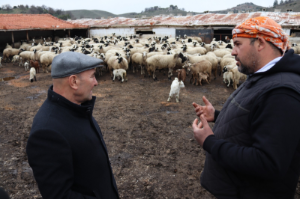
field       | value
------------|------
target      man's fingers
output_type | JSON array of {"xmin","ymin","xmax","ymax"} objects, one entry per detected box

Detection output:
[
  {"xmin": 192, "ymin": 118, "xmax": 199, "ymax": 130},
  {"xmin": 192, "ymin": 102, "xmax": 199, "ymax": 108},
  {"xmin": 202, "ymin": 96, "xmax": 211, "ymax": 106},
  {"xmin": 198, "ymin": 121, "xmax": 203, "ymax": 128},
  {"xmin": 196, "ymin": 111, "xmax": 203, "ymax": 117},
  {"xmin": 200, "ymin": 114, "xmax": 209, "ymax": 127}
]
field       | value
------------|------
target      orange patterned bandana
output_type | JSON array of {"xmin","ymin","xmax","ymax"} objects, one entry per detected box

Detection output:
[{"xmin": 232, "ymin": 16, "xmax": 289, "ymax": 53}]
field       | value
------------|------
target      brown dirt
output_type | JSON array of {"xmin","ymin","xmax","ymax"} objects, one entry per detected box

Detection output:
[{"xmin": 0, "ymin": 63, "xmax": 299, "ymax": 199}]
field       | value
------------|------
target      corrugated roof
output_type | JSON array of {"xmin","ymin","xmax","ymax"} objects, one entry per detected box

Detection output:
[
  {"xmin": 0, "ymin": 14, "xmax": 88, "ymax": 31},
  {"xmin": 69, "ymin": 12, "xmax": 300, "ymax": 28}
]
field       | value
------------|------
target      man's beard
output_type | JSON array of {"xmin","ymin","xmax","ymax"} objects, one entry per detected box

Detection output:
[{"xmin": 236, "ymin": 53, "xmax": 257, "ymax": 75}]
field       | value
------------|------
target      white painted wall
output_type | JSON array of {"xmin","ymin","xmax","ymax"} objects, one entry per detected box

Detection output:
[
  {"xmin": 90, "ymin": 28, "xmax": 135, "ymax": 37},
  {"xmin": 283, "ymin": 28, "xmax": 291, "ymax": 36},
  {"xmin": 152, "ymin": 28, "xmax": 176, "ymax": 38}
]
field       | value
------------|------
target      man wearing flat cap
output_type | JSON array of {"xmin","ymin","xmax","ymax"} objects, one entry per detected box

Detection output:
[
  {"xmin": 192, "ymin": 17, "xmax": 300, "ymax": 198},
  {"xmin": 26, "ymin": 52, "xmax": 119, "ymax": 199}
]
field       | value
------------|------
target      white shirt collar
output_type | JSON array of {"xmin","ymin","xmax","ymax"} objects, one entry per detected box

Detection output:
[{"xmin": 255, "ymin": 56, "xmax": 282, "ymax": 74}]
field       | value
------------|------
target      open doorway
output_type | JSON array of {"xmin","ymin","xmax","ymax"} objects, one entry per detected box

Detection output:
[
  {"xmin": 136, "ymin": 30, "xmax": 155, "ymax": 34},
  {"xmin": 213, "ymin": 29, "xmax": 233, "ymax": 42}
]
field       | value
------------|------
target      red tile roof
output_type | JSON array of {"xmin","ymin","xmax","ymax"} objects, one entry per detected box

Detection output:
[
  {"xmin": 0, "ymin": 14, "xmax": 88, "ymax": 31},
  {"xmin": 70, "ymin": 12, "xmax": 300, "ymax": 28}
]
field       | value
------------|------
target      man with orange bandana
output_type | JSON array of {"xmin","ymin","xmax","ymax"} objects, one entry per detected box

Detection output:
[{"xmin": 192, "ymin": 16, "xmax": 300, "ymax": 198}]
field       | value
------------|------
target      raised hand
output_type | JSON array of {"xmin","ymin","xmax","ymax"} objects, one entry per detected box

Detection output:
[
  {"xmin": 192, "ymin": 115, "xmax": 214, "ymax": 147},
  {"xmin": 192, "ymin": 96, "xmax": 215, "ymax": 122}
]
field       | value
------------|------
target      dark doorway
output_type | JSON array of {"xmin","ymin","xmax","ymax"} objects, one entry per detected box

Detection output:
[
  {"xmin": 213, "ymin": 29, "xmax": 233, "ymax": 42},
  {"xmin": 136, "ymin": 30, "xmax": 154, "ymax": 34},
  {"xmin": 176, "ymin": 29, "xmax": 213, "ymax": 43},
  {"xmin": 290, "ymin": 29, "xmax": 300, "ymax": 37}
]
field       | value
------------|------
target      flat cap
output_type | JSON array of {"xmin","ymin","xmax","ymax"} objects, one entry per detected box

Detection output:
[{"xmin": 51, "ymin": 52, "xmax": 103, "ymax": 78}]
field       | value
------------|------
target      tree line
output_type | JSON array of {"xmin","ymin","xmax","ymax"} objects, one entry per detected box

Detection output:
[
  {"xmin": 142, "ymin": 5, "xmax": 186, "ymax": 13},
  {"xmin": 273, "ymin": 0, "xmax": 294, "ymax": 7},
  {"xmin": 0, "ymin": 4, "xmax": 74, "ymax": 20}
]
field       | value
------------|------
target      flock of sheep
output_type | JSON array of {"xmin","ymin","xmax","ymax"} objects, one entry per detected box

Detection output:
[{"xmin": 1, "ymin": 33, "xmax": 249, "ymax": 92}]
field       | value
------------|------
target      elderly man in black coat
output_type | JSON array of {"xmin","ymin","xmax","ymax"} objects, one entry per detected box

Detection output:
[{"xmin": 26, "ymin": 52, "xmax": 119, "ymax": 199}]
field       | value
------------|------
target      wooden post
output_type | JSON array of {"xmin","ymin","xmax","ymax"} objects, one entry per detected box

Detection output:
[
  {"xmin": 26, "ymin": 31, "xmax": 29, "ymax": 42},
  {"xmin": 52, "ymin": 30, "xmax": 55, "ymax": 42},
  {"xmin": 11, "ymin": 32, "xmax": 15, "ymax": 48},
  {"xmin": 68, "ymin": 29, "xmax": 71, "ymax": 37}
]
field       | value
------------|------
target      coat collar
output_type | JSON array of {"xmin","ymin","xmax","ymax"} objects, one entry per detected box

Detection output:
[{"xmin": 47, "ymin": 85, "xmax": 96, "ymax": 116}]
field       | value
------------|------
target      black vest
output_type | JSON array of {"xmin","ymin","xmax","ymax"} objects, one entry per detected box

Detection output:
[{"xmin": 201, "ymin": 71, "xmax": 300, "ymax": 199}]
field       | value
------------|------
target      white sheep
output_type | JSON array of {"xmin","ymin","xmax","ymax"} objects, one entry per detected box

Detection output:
[
  {"xmin": 213, "ymin": 49, "xmax": 231, "ymax": 58},
  {"xmin": 220, "ymin": 57, "xmax": 236, "ymax": 72},
  {"xmin": 181, "ymin": 45, "xmax": 206, "ymax": 55},
  {"xmin": 0, "ymin": 57, "xmax": 2, "ymax": 67},
  {"xmin": 19, "ymin": 51, "xmax": 35, "ymax": 65},
  {"xmin": 131, "ymin": 52, "xmax": 147, "ymax": 74},
  {"xmin": 29, "ymin": 67, "xmax": 37, "ymax": 82},
  {"xmin": 11, "ymin": 55, "xmax": 20, "ymax": 65},
  {"xmin": 146, "ymin": 53, "xmax": 179, "ymax": 80},
  {"xmin": 113, "ymin": 69, "xmax": 127, "ymax": 83},
  {"xmin": 24, "ymin": 61, "xmax": 30, "ymax": 71},
  {"xmin": 107, "ymin": 56, "xmax": 128, "ymax": 78},
  {"xmin": 198, "ymin": 72, "xmax": 210, "ymax": 86},
  {"xmin": 3, "ymin": 48, "xmax": 24, "ymax": 62},
  {"xmin": 40, "ymin": 52, "xmax": 58, "ymax": 73},
  {"xmin": 223, "ymin": 65, "xmax": 247, "ymax": 90},
  {"xmin": 167, "ymin": 77, "xmax": 185, "ymax": 103},
  {"xmin": 223, "ymin": 71, "xmax": 233, "ymax": 87}
]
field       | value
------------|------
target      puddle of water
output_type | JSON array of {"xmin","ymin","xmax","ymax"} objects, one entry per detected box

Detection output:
[
  {"xmin": 166, "ymin": 111, "xmax": 179, "ymax": 114},
  {"xmin": 27, "ymin": 90, "xmax": 47, "ymax": 100},
  {"xmin": 1, "ymin": 76, "xmax": 15, "ymax": 82}
]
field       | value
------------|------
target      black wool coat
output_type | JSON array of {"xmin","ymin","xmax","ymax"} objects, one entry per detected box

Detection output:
[{"xmin": 26, "ymin": 86, "xmax": 119, "ymax": 199}]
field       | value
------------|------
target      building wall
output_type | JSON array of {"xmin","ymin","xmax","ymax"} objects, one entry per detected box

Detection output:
[
  {"xmin": 152, "ymin": 28, "xmax": 176, "ymax": 38},
  {"xmin": 283, "ymin": 28, "xmax": 291, "ymax": 36},
  {"xmin": 90, "ymin": 28, "xmax": 135, "ymax": 37}
]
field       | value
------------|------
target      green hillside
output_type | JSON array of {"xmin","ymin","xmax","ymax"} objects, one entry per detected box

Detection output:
[
  {"xmin": 69, "ymin": 10, "xmax": 116, "ymax": 19},
  {"xmin": 3, "ymin": 2, "xmax": 300, "ymax": 21},
  {"xmin": 0, "ymin": 8, "xmax": 24, "ymax": 14},
  {"xmin": 69, "ymin": 8, "xmax": 197, "ymax": 19},
  {"xmin": 0, "ymin": 5, "xmax": 72, "ymax": 19}
]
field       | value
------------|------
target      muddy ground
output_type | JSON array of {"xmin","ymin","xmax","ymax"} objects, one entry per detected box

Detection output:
[{"xmin": 0, "ymin": 63, "xmax": 299, "ymax": 199}]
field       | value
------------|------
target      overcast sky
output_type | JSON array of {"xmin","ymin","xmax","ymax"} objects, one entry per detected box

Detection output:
[{"xmin": 4, "ymin": 0, "xmax": 276, "ymax": 14}]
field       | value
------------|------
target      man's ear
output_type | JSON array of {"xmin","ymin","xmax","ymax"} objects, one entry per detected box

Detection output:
[
  {"xmin": 257, "ymin": 37, "xmax": 267, "ymax": 52},
  {"xmin": 69, "ymin": 75, "xmax": 79, "ymax": 90}
]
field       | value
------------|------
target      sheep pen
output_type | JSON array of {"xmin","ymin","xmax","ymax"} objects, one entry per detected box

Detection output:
[{"xmin": 1, "ymin": 63, "xmax": 300, "ymax": 199}]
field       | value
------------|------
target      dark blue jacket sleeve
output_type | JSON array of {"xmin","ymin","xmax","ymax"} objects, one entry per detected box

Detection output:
[
  {"xmin": 214, "ymin": 110, "xmax": 220, "ymax": 122},
  {"xmin": 203, "ymin": 88, "xmax": 300, "ymax": 179},
  {"xmin": 26, "ymin": 129, "xmax": 97, "ymax": 199}
]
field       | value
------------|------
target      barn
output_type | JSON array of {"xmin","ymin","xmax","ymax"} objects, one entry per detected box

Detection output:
[
  {"xmin": 70, "ymin": 12, "xmax": 300, "ymax": 43},
  {"xmin": 0, "ymin": 14, "xmax": 88, "ymax": 51}
]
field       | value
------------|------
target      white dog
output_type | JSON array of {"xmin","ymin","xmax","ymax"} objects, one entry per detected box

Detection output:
[{"xmin": 167, "ymin": 77, "xmax": 185, "ymax": 103}]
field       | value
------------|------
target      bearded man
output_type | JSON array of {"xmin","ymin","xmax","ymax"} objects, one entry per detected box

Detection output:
[{"xmin": 192, "ymin": 16, "xmax": 300, "ymax": 198}]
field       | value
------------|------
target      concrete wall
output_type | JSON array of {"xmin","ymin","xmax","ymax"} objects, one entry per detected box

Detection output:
[
  {"xmin": 283, "ymin": 28, "xmax": 291, "ymax": 36},
  {"xmin": 90, "ymin": 28, "xmax": 135, "ymax": 37},
  {"xmin": 152, "ymin": 27, "xmax": 176, "ymax": 38},
  {"xmin": 289, "ymin": 37, "xmax": 300, "ymax": 44}
]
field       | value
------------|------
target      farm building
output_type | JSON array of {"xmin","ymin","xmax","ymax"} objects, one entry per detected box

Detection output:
[
  {"xmin": 0, "ymin": 14, "xmax": 88, "ymax": 51},
  {"xmin": 70, "ymin": 12, "xmax": 300, "ymax": 43}
]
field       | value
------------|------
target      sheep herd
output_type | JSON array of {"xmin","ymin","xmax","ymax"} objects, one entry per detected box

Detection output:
[{"xmin": 1, "ymin": 33, "xmax": 249, "ymax": 91}]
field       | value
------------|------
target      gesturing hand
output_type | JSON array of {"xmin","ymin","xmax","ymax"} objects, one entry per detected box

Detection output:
[
  {"xmin": 192, "ymin": 115, "xmax": 214, "ymax": 147},
  {"xmin": 192, "ymin": 96, "xmax": 215, "ymax": 122}
]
